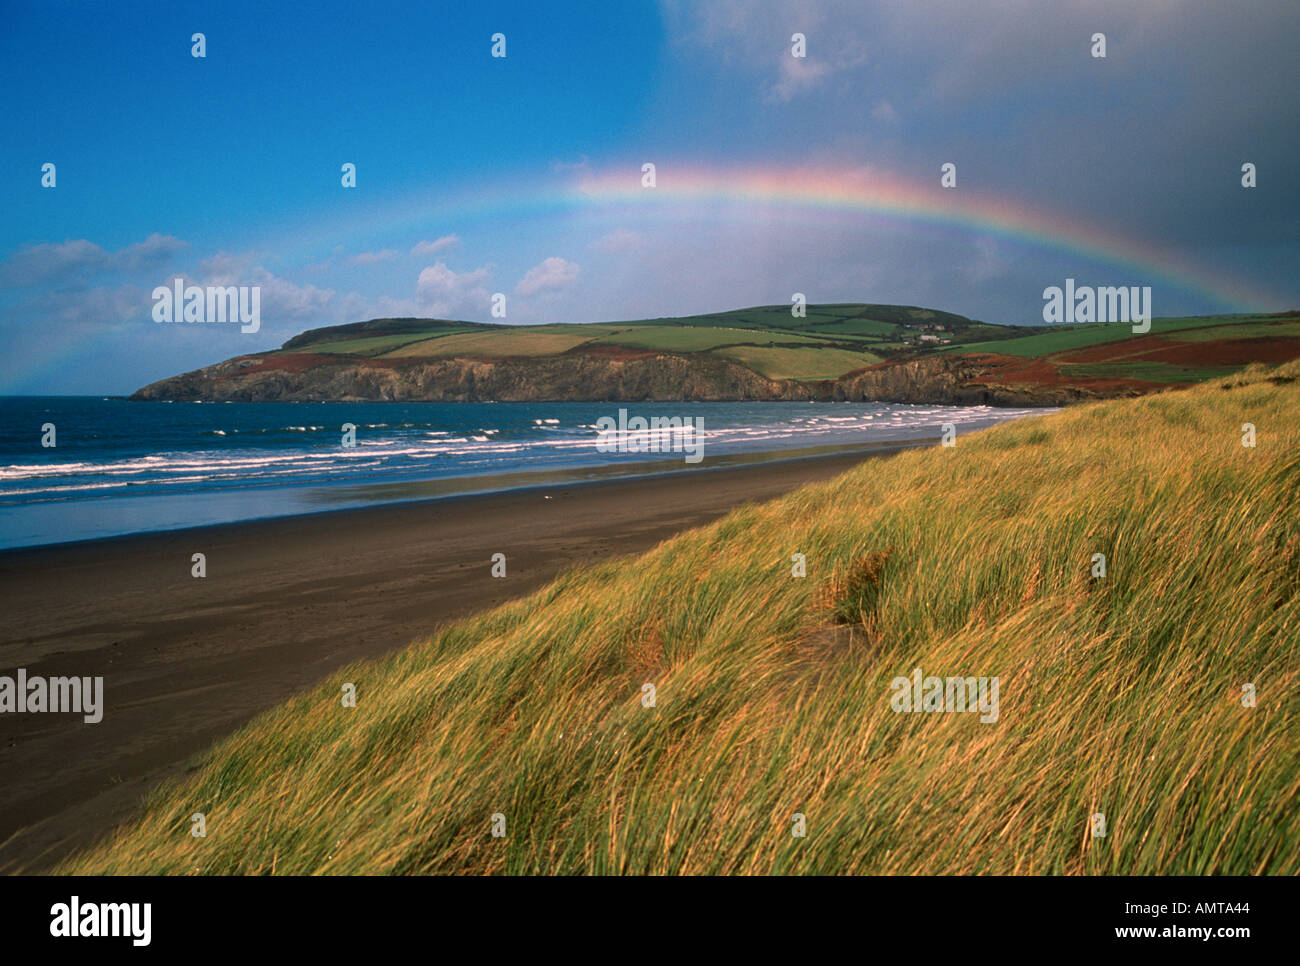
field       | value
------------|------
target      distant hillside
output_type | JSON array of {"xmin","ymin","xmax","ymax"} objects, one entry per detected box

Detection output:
[{"xmin": 131, "ymin": 304, "xmax": 1300, "ymax": 406}]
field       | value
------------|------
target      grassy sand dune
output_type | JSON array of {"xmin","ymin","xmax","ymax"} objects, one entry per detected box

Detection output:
[{"xmin": 64, "ymin": 361, "xmax": 1300, "ymax": 874}]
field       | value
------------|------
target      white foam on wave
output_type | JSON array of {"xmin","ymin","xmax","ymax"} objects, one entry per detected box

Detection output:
[{"xmin": 1, "ymin": 403, "xmax": 1051, "ymax": 504}]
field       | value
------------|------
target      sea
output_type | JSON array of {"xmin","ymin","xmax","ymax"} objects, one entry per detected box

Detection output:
[{"xmin": 0, "ymin": 397, "xmax": 1046, "ymax": 549}]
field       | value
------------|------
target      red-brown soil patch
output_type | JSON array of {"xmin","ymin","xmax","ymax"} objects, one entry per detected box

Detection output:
[
  {"xmin": 956, "ymin": 352, "xmax": 1169, "ymax": 394},
  {"xmin": 1053, "ymin": 335, "xmax": 1177, "ymax": 365},
  {"xmin": 1052, "ymin": 333, "xmax": 1300, "ymax": 368},
  {"xmin": 238, "ymin": 352, "xmax": 348, "ymax": 374},
  {"xmin": 1130, "ymin": 337, "xmax": 1300, "ymax": 367}
]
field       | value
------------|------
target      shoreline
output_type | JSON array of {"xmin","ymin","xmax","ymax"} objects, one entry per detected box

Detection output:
[
  {"xmin": 0, "ymin": 437, "xmax": 934, "ymax": 554},
  {"xmin": 0, "ymin": 444, "xmax": 909, "ymax": 873}
]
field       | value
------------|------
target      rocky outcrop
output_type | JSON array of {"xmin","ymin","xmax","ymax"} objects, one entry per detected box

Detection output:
[
  {"xmin": 829, "ymin": 355, "xmax": 1114, "ymax": 406},
  {"xmin": 130, "ymin": 348, "xmax": 1092, "ymax": 407},
  {"xmin": 132, "ymin": 351, "xmax": 819, "ymax": 403}
]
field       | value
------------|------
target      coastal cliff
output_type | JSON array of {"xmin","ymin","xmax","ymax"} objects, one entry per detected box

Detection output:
[
  {"xmin": 131, "ymin": 349, "xmax": 1103, "ymax": 406},
  {"xmin": 132, "ymin": 306, "xmax": 1297, "ymax": 406}
]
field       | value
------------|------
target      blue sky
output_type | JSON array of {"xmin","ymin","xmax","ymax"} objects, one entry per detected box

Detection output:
[{"xmin": 2, "ymin": 0, "xmax": 1297, "ymax": 394}]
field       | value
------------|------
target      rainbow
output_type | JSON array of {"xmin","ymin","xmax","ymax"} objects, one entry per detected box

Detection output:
[
  {"xmin": 566, "ymin": 163, "xmax": 1275, "ymax": 312},
  {"xmin": 301, "ymin": 161, "xmax": 1280, "ymax": 314}
]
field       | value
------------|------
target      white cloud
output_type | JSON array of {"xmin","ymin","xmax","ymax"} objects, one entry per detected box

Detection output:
[
  {"xmin": 187, "ymin": 257, "xmax": 339, "ymax": 324},
  {"xmin": 0, "ymin": 233, "xmax": 187, "ymax": 287},
  {"xmin": 245, "ymin": 267, "xmax": 337, "ymax": 321},
  {"xmin": 417, "ymin": 261, "xmax": 490, "ymax": 297},
  {"xmin": 116, "ymin": 234, "xmax": 190, "ymax": 271},
  {"xmin": 198, "ymin": 251, "xmax": 259, "ymax": 284},
  {"xmin": 410, "ymin": 235, "xmax": 460, "ymax": 257},
  {"xmin": 414, "ymin": 261, "xmax": 494, "ymax": 317},
  {"xmin": 515, "ymin": 257, "xmax": 580, "ymax": 297}
]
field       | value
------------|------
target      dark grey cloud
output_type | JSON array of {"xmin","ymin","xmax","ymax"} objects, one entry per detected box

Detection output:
[{"xmin": 659, "ymin": 0, "xmax": 1299, "ymax": 250}]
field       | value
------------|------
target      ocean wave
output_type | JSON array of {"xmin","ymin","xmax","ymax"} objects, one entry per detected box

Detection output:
[{"xmin": 0, "ymin": 403, "xmax": 1049, "ymax": 505}]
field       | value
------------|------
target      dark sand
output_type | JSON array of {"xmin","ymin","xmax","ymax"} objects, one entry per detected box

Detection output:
[{"xmin": 0, "ymin": 447, "xmax": 904, "ymax": 873}]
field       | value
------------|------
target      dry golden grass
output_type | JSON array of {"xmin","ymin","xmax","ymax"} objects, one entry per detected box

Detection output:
[{"xmin": 59, "ymin": 361, "xmax": 1300, "ymax": 874}]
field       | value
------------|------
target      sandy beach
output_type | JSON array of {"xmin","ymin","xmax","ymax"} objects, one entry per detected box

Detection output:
[{"xmin": 0, "ymin": 447, "xmax": 906, "ymax": 872}]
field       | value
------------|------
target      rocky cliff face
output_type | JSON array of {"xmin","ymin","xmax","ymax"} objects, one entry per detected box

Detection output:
[
  {"xmin": 831, "ymin": 356, "xmax": 1107, "ymax": 407},
  {"xmin": 131, "ymin": 351, "xmax": 817, "ymax": 402},
  {"xmin": 130, "ymin": 350, "xmax": 1092, "ymax": 406}
]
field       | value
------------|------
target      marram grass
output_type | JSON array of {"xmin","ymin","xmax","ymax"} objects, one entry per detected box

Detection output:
[{"xmin": 60, "ymin": 361, "xmax": 1300, "ymax": 874}]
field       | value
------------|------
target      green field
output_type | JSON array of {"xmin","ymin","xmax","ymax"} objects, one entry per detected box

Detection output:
[
  {"xmin": 791, "ymin": 317, "xmax": 901, "ymax": 338},
  {"xmin": 715, "ymin": 344, "xmax": 883, "ymax": 380},
  {"xmin": 593, "ymin": 325, "xmax": 830, "ymax": 352},
  {"xmin": 66, "ymin": 359, "xmax": 1300, "ymax": 874},
  {"xmin": 282, "ymin": 317, "xmax": 488, "ymax": 350},
  {"xmin": 270, "ymin": 303, "xmax": 977, "ymax": 375},
  {"xmin": 283, "ymin": 332, "xmax": 454, "ymax": 357},
  {"xmin": 1165, "ymin": 319, "xmax": 1300, "ymax": 342}
]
